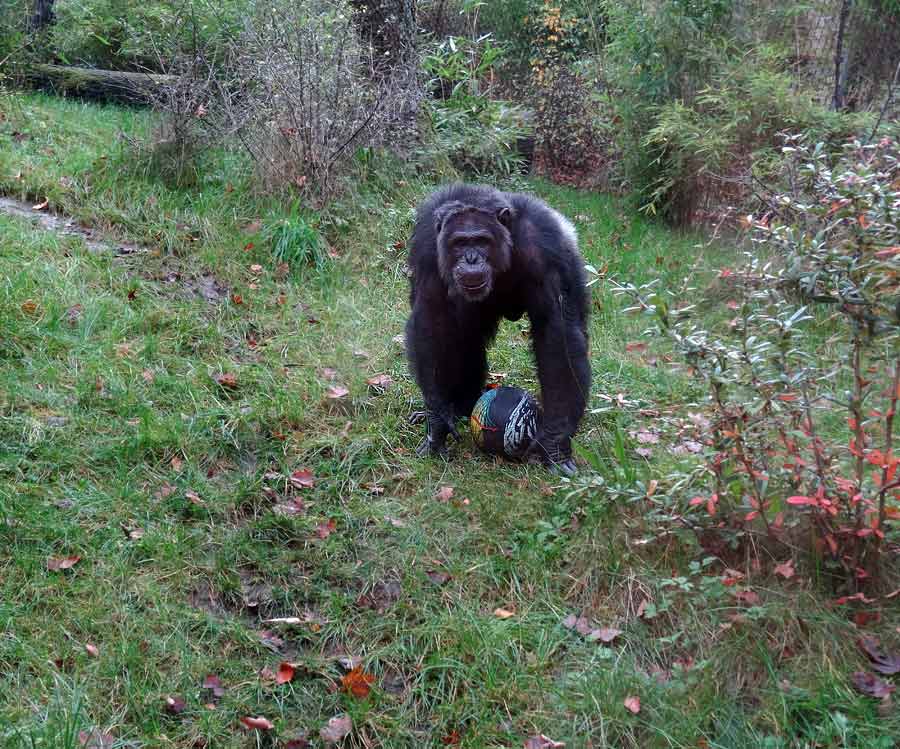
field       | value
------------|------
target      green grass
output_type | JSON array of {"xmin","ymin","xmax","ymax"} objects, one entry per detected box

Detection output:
[{"xmin": 0, "ymin": 92, "xmax": 897, "ymax": 749}]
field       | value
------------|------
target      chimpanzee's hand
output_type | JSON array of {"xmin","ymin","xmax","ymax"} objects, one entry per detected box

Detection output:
[
  {"xmin": 528, "ymin": 431, "xmax": 577, "ymax": 476},
  {"xmin": 415, "ymin": 411, "xmax": 460, "ymax": 459}
]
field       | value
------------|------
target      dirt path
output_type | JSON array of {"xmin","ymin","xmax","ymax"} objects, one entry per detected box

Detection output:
[{"xmin": 0, "ymin": 195, "xmax": 147, "ymax": 255}]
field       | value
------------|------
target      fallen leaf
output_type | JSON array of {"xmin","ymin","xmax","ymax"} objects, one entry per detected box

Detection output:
[
  {"xmin": 258, "ymin": 630, "xmax": 285, "ymax": 651},
  {"xmin": 202, "ymin": 674, "xmax": 225, "ymax": 697},
  {"xmin": 624, "ymin": 695, "xmax": 641, "ymax": 714},
  {"xmin": 32, "ymin": 198, "xmax": 48, "ymax": 211},
  {"xmin": 20, "ymin": 299, "xmax": 39, "ymax": 315},
  {"xmin": 854, "ymin": 611, "xmax": 881, "ymax": 628},
  {"xmin": 185, "ymin": 490, "xmax": 203, "ymax": 505},
  {"xmin": 240, "ymin": 716, "xmax": 274, "ymax": 730},
  {"xmin": 259, "ymin": 666, "xmax": 276, "ymax": 683},
  {"xmin": 250, "ymin": 264, "xmax": 263, "ymax": 273},
  {"xmin": 170, "ymin": 455, "xmax": 183, "ymax": 472},
  {"xmin": 142, "ymin": 369, "xmax": 155, "ymax": 384},
  {"xmin": 274, "ymin": 499, "xmax": 305, "ymax": 516},
  {"xmin": 858, "ymin": 637, "xmax": 900, "ymax": 675},
  {"xmin": 284, "ymin": 735, "xmax": 311, "ymax": 749},
  {"xmin": 426, "ymin": 569, "xmax": 451, "ymax": 586},
  {"xmin": 320, "ymin": 714, "xmax": 352, "ymax": 743},
  {"xmin": 625, "ymin": 341, "xmax": 647, "ymax": 353},
  {"xmin": 326, "ymin": 385, "xmax": 349, "ymax": 399},
  {"xmin": 78, "ymin": 730, "xmax": 115, "ymax": 749},
  {"xmin": 276, "ymin": 662, "xmax": 295, "ymax": 684},
  {"xmin": 316, "ymin": 519, "xmax": 337, "ymax": 539},
  {"xmin": 164, "ymin": 695, "xmax": 187, "ymax": 715},
  {"xmin": 47, "ymin": 555, "xmax": 81, "ymax": 571},
  {"xmin": 84, "ymin": 643, "xmax": 99, "ymax": 657},
  {"xmin": 635, "ymin": 430, "xmax": 660, "ymax": 445},
  {"xmin": 435, "ymin": 486, "xmax": 454, "ymax": 502},
  {"xmin": 733, "ymin": 589, "xmax": 761, "ymax": 606},
  {"xmin": 341, "ymin": 666, "xmax": 375, "ymax": 698},
  {"xmin": 442, "ymin": 729, "xmax": 462, "ymax": 745},
  {"xmin": 493, "ymin": 607, "xmax": 515, "ymax": 619},
  {"xmin": 587, "ymin": 627, "xmax": 622, "ymax": 643},
  {"xmin": 366, "ymin": 374, "xmax": 393, "ymax": 390},
  {"xmin": 66, "ymin": 305, "xmax": 83, "ymax": 324},
  {"xmin": 213, "ymin": 372, "xmax": 238, "ymax": 389},
  {"xmin": 773, "ymin": 559, "xmax": 795, "ymax": 579},
  {"xmin": 289, "ymin": 469, "xmax": 315, "ymax": 489},
  {"xmin": 851, "ymin": 671, "xmax": 895, "ymax": 698},
  {"xmin": 524, "ymin": 735, "xmax": 565, "ymax": 749}
]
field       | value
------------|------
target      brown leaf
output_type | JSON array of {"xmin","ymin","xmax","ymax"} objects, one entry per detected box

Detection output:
[
  {"xmin": 259, "ymin": 666, "xmax": 276, "ymax": 683},
  {"xmin": 635, "ymin": 430, "xmax": 660, "ymax": 445},
  {"xmin": 185, "ymin": 490, "xmax": 203, "ymax": 505},
  {"xmin": 78, "ymin": 730, "xmax": 115, "ymax": 749},
  {"xmin": 32, "ymin": 198, "xmax": 48, "ymax": 211},
  {"xmin": 733, "ymin": 589, "xmax": 761, "ymax": 606},
  {"xmin": 84, "ymin": 643, "xmax": 99, "ymax": 657},
  {"xmin": 240, "ymin": 716, "xmax": 274, "ymax": 730},
  {"xmin": 273, "ymin": 499, "xmax": 305, "ymax": 516},
  {"xmin": 426, "ymin": 569, "xmax": 452, "ymax": 586},
  {"xmin": 851, "ymin": 671, "xmax": 895, "ymax": 698},
  {"xmin": 858, "ymin": 637, "xmax": 900, "ymax": 675},
  {"xmin": 587, "ymin": 627, "xmax": 622, "ymax": 644},
  {"xmin": 625, "ymin": 341, "xmax": 647, "ymax": 353},
  {"xmin": 316, "ymin": 519, "xmax": 337, "ymax": 539},
  {"xmin": 213, "ymin": 372, "xmax": 238, "ymax": 389},
  {"xmin": 289, "ymin": 469, "xmax": 315, "ymax": 489},
  {"xmin": 142, "ymin": 369, "xmax": 155, "ymax": 384},
  {"xmin": 276, "ymin": 661, "xmax": 295, "ymax": 684},
  {"xmin": 341, "ymin": 666, "xmax": 375, "ymax": 698},
  {"xmin": 442, "ymin": 729, "xmax": 462, "ymax": 745},
  {"xmin": 366, "ymin": 374, "xmax": 393, "ymax": 391},
  {"xmin": 20, "ymin": 299, "xmax": 39, "ymax": 315},
  {"xmin": 320, "ymin": 713, "xmax": 353, "ymax": 743},
  {"xmin": 66, "ymin": 304, "xmax": 83, "ymax": 325},
  {"xmin": 773, "ymin": 559, "xmax": 795, "ymax": 579},
  {"xmin": 493, "ymin": 607, "xmax": 515, "ymax": 619},
  {"xmin": 284, "ymin": 736, "xmax": 311, "ymax": 749},
  {"xmin": 624, "ymin": 695, "xmax": 641, "ymax": 714},
  {"xmin": 47, "ymin": 555, "xmax": 81, "ymax": 571},
  {"xmin": 435, "ymin": 486, "xmax": 455, "ymax": 502},
  {"xmin": 524, "ymin": 735, "xmax": 565, "ymax": 748},
  {"xmin": 326, "ymin": 385, "xmax": 349, "ymax": 399},
  {"xmin": 170, "ymin": 455, "xmax": 183, "ymax": 472},
  {"xmin": 164, "ymin": 695, "xmax": 187, "ymax": 715}
]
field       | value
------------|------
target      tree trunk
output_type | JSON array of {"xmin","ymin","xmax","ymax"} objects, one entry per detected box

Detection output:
[
  {"xmin": 832, "ymin": 0, "xmax": 852, "ymax": 110},
  {"xmin": 29, "ymin": 64, "xmax": 178, "ymax": 104},
  {"xmin": 28, "ymin": 0, "xmax": 55, "ymax": 31}
]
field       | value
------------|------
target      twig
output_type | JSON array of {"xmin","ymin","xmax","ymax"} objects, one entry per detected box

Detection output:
[{"xmin": 868, "ymin": 60, "xmax": 900, "ymax": 144}]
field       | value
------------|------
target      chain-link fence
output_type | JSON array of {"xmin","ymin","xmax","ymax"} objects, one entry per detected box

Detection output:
[{"xmin": 786, "ymin": 0, "xmax": 899, "ymax": 114}]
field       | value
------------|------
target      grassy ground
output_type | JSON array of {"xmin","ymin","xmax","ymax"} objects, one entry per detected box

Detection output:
[{"xmin": 0, "ymin": 92, "xmax": 897, "ymax": 749}]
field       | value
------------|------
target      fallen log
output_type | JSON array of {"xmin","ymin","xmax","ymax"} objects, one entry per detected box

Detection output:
[{"xmin": 28, "ymin": 64, "xmax": 177, "ymax": 104}]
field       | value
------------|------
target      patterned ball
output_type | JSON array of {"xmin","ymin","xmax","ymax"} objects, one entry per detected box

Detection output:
[{"xmin": 470, "ymin": 386, "xmax": 541, "ymax": 459}]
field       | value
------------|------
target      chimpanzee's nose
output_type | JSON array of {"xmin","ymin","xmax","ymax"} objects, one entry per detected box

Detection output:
[{"xmin": 465, "ymin": 249, "xmax": 480, "ymax": 265}]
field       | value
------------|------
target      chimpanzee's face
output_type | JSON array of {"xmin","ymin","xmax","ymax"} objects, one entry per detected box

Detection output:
[{"xmin": 436, "ymin": 205, "xmax": 512, "ymax": 303}]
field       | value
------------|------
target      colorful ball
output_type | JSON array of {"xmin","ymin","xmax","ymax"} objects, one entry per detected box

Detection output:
[{"xmin": 470, "ymin": 386, "xmax": 541, "ymax": 459}]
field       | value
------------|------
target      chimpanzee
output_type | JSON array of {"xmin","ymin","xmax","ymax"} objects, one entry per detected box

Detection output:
[{"xmin": 405, "ymin": 184, "xmax": 591, "ymax": 475}]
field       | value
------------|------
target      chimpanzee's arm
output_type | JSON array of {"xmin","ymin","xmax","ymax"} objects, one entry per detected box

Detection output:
[
  {"xmin": 527, "ymin": 275, "xmax": 591, "ymax": 474},
  {"xmin": 405, "ymin": 276, "xmax": 462, "ymax": 458}
]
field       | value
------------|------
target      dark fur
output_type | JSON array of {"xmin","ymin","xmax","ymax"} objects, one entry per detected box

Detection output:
[{"xmin": 405, "ymin": 184, "xmax": 591, "ymax": 471}]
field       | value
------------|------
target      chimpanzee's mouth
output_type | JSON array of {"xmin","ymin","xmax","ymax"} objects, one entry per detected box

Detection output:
[{"xmin": 462, "ymin": 280, "xmax": 488, "ymax": 291}]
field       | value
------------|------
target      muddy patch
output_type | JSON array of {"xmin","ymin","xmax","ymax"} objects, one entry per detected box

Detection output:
[{"xmin": 0, "ymin": 195, "xmax": 148, "ymax": 255}]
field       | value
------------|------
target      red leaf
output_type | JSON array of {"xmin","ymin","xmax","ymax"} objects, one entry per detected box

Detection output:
[
  {"xmin": 773, "ymin": 560, "xmax": 795, "ymax": 579},
  {"xmin": 587, "ymin": 627, "xmax": 622, "ymax": 644},
  {"xmin": 733, "ymin": 589, "xmax": 761, "ymax": 606},
  {"xmin": 858, "ymin": 637, "xmax": 900, "ymax": 675},
  {"xmin": 316, "ymin": 519, "xmax": 337, "ymax": 539},
  {"xmin": 276, "ymin": 662, "xmax": 295, "ymax": 684},
  {"xmin": 442, "ymin": 729, "xmax": 461, "ymax": 745},
  {"xmin": 289, "ymin": 469, "xmax": 315, "ymax": 489},
  {"xmin": 84, "ymin": 643, "xmax": 99, "ymax": 657},
  {"xmin": 624, "ymin": 695, "xmax": 641, "ymax": 714},
  {"xmin": 47, "ymin": 555, "xmax": 81, "ymax": 571},
  {"xmin": 240, "ymin": 716, "xmax": 274, "ymax": 730},
  {"xmin": 786, "ymin": 495, "xmax": 817, "ymax": 506},
  {"xmin": 326, "ymin": 385, "xmax": 349, "ymax": 399},
  {"xmin": 435, "ymin": 486, "xmax": 455, "ymax": 502},
  {"xmin": 213, "ymin": 372, "xmax": 238, "ymax": 389},
  {"xmin": 202, "ymin": 674, "xmax": 225, "ymax": 697},
  {"xmin": 341, "ymin": 666, "xmax": 375, "ymax": 698}
]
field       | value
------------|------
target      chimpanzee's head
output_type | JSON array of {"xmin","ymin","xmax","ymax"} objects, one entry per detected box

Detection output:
[{"xmin": 434, "ymin": 199, "xmax": 514, "ymax": 302}]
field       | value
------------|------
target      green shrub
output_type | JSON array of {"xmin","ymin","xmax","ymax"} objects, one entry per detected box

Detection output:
[
  {"xmin": 44, "ymin": 0, "xmax": 247, "ymax": 71},
  {"xmin": 602, "ymin": 0, "xmax": 869, "ymax": 226},
  {"xmin": 263, "ymin": 203, "xmax": 330, "ymax": 274}
]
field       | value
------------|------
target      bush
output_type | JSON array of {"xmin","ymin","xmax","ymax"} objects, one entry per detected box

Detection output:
[
  {"xmin": 612, "ymin": 136, "xmax": 900, "ymax": 588},
  {"xmin": 601, "ymin": 0, "xmax": 869, "ymax": 226},
  {"xmin": 422, "ymin": 34, "xmax": 528, "ymax": 177},
  {"xmin": 44, "ymin": 0, "xmax": 247, "ymax": 71}
]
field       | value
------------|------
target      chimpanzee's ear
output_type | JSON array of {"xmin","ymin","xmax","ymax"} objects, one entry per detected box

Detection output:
[{"xmin": 496, "ymin": 205, "xmax": 513, "ymax": 230}]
